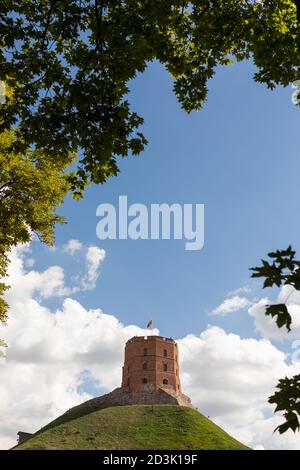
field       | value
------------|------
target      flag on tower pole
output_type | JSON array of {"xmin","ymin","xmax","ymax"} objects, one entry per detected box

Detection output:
[{"xmin": 146, "ymin": 319, "xmax": 153, "ymax": 329}]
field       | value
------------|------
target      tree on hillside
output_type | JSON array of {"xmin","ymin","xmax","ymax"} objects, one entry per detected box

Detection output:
[{"xmin": 251, "ymin": 247, "xmax": 300, "ymax": 434}]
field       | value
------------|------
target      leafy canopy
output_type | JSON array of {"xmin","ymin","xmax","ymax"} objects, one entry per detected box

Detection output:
[{"xmin": 0, "ymin": 1, "xmax": 300, "ymax": 196}]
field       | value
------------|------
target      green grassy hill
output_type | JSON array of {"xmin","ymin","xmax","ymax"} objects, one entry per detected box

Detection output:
[{"xmin": 14, "ymin": 405, "xmax": 249, "ymax": 450}]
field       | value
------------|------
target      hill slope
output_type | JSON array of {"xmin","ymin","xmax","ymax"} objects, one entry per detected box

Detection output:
[{"xmin": 14, "ymin": 405, "xmax": 249, "ymax": 450}]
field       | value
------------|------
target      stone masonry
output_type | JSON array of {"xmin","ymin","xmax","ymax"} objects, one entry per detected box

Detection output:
[{"xmin": 66, "ymin": 386, "xmax": 193, "ymax": 418}]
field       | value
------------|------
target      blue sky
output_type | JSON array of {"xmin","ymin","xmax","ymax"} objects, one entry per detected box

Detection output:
[{"xmin": 32, "ymin": 58, "xmax": 300, "ymax": 340}]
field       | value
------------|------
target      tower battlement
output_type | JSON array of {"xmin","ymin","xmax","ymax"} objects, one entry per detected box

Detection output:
[{"xmin": 121, "ymin": 335, "xmax": 181, "ymax": 393}]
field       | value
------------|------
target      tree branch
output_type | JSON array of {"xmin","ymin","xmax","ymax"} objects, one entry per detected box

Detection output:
[{"xmin": 41, "ymin": 0, "xmax": 60, "ymax": 53}]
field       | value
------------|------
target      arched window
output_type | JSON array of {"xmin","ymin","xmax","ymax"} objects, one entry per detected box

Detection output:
[
  {"xmin": 143, "ymin": 348, "xmax": 148, "ymax": 356},
  {"xmin": 163, "ymin": 349, "xmax": 167, "ymax": 357},
  {"xmin": 163, "ymin": 363, "xmax": 168, "ymax": 372},
  {"xmin": 163, "ymin": 379, "xmax": 168, "ymax": 385},
  {"xmin": 143, "ymin": 362, "xmax": 147, "ymax": 370},
  {"xmin": 142, "ymin": 378, "xmax": 148, "ymax": 384}
]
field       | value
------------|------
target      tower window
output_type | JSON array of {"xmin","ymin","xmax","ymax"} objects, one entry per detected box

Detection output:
[
  {"xmin": 163, "ymin": 349, "xmax": 167, "ymax": 357},
  {"xmin": 163, "ymin": 379, "xmax": 168, "ymax": 385},
  {"xmin": 163, "ymin": 363, "xmax": 168, "ymax": 372},
  {"xmin": 143, "ymin": 362, "xmax": 147, "ymax": 370},
  {"xmin": 143, "ymin": 348, "xmax": 148, "ymax": 356},
  {"xmin": 142, "ymin": 378, "xmax": 148, "ymax": 384}
]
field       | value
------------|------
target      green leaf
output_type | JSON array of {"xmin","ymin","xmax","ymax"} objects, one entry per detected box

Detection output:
[
  {"xmin": 265, "ymin": 304, "xmax": 292, "ymax": 332},
  {"xmin": 269, "ymin": 375, "xmax": 300, "ymax": 434},
  {"xmin": 275, "ymin": 412, "xmax": 299, "ymax": 434}
]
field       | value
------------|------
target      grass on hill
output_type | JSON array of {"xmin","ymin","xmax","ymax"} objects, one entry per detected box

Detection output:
[{"xmin": 14, "ymin": 405, "xmax": 249, "ymax": 450}]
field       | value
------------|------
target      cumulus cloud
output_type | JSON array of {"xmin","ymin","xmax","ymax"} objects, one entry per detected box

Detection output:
[
  {"xmin": 63, "ymin": 239, "xmax": 83, "ymax": 255},
  {"xmin": 3, "ymin": 245, "xmax": 72, "ymax": 301},
  {"xmin": 228, "ymin": 286, "xmax": 252, "ymax": 296},
  {"xmin": 211, "ymin": 296, "xmax": 252, "ymax": 316},
  {"xmin": 0, "ymin": 247, "xmax": 300, "ymax": 450},
  {"xmin": 3, "ymin": 242, "xmax": 106, "ymax": 303},
  {"xmin": 212, "ymin": 284, "xmax": 300, "ymax": 341},
  {"xmin": 178, "ymin": 327, "xmax": 300, "ymax": 450},
  {"xmin": 79, "ymin": 246, "xmax": 106, "ymax": 290},
  {"xmin": 248, "ymin": 286, "xmax": 300, "ymax": 341}
]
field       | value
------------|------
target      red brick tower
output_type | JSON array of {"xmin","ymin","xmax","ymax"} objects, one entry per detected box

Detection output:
[{"xmin": 121, "ymin": 335, "xmax": 181, "ymax": 393}]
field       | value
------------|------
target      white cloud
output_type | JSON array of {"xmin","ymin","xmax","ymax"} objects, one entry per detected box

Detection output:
[
  {"xmin": 277, "ymin": 285, "xmax": 300, "ymax": 305},
  {"xmin": 24, "ymin": 258, "xmax": 35, "ymax": 268},
  {"xmin": 0, "ymin": 247, "xmax": 300, "ymax": 451},
  {"xmin": 211, "ymin": 284, "xmax": 300, "ymax": 340},
  {"xmin": 3, "ymin": 242, "xmax": 106, "ymax": 302},
  {"xmin": 4, "ymin": 245, "xmax": 72, "ymax": 301},
  {"xmin": 63, "ymin": 239, "xmax": 83, "ymax": 255},
  {"xmin": 178, "ymin": 327, "xmax": 300, "ymax": 450},
  {"xmin": 79, "ymin": 246, "xmax": 106, "ymax": 290},
  {"xmin": 211, "ymin": 296, "xmax": 252, "ymax": 316},
  {"xmin": 248, "ymin": 289, "xmax": 300, "ymax": 340},
  {"xmin": 228, "ymin": 286, "xmax": 252, "ymax": 296}
]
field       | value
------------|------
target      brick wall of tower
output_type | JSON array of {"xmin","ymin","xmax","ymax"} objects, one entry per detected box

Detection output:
[{"xmin": 121, "ymin": 336, "xmax": 181, "ymax": 393}]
